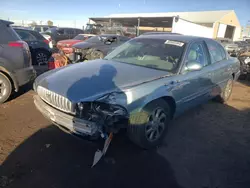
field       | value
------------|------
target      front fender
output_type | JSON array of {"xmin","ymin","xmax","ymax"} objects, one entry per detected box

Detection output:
[{"xmin": 127, "ymin": 82, "xmax": 176, "ymax": 115}]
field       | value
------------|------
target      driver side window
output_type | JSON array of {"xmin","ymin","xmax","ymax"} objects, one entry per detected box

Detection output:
[{"xmin": 186, "ymin": 42, "xmax": 206, "ymax": 67}]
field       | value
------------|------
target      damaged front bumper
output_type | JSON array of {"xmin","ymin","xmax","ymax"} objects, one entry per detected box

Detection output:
[{"xmin": 34, "ymin": 95, "xmax": 99, "ymax": 136}]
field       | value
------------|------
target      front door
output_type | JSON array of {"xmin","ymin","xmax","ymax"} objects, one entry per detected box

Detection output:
[{"xmin": 173, "ymin": 41, "xmax": 214, "ymax": 115}]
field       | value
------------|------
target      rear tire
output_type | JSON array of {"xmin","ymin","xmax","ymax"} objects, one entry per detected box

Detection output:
[
  {"xmin": 0, "ymin": 73, "xmax": 12, "ymax": 104},
  {"xmin": 128, "ymin": 99, "xmax": 171, "ymax": 149},
  {"xmin": 34, "ymin": 50, "xmax": 50, "ymax": 66},
  {"xmin": 216, "ymin": 77, "xmax": 234, "ymax": 103}
]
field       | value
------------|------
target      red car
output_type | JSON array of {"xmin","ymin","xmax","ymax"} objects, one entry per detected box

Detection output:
[{"xmin": 57, "ymin": 34, "xmax": 95, "ymax": 54}]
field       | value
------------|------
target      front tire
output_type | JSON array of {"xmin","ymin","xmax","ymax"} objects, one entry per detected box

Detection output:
[
  {"xmin": 0, "ymin": 73, "xmax": 12, "ymax": 104},
  {"xmin": 128, "ymin": 99, "xmax": 171, "ymax": 149}
]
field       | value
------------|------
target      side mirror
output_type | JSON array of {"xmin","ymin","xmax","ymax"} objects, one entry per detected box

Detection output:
[{"xmin": 186, "ymin": 61, "xmax": 202, "ymax": 71}]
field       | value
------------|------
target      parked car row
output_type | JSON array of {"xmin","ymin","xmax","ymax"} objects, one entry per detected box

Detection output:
[
  {"xmin": 42, "ymin": 27, "xmax": 84, "ymax": 47},
  {"xmin": 14, "ymin": 27, "xmax": 52, "ymax": 65},
  {"xmin": 216, "ymin": 38, "xmax": 250, "ymax": 56},
  {"xmin": 73, "ymin": 34, "xmax": 130, "ymax": 61},
  {"xmin": 57, "ymin": 34, "xmax": 95, "ymax": 54}
]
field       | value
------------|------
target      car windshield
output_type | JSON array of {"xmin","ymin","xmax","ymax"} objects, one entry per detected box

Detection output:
[
  {"xmin": 73, "ymin": 35, "xmax": 87, "ymax": 40},
  {"xmin": 104, "ymin": 38, "xmax": 185, "ymax": 73},
  {"xmin": 85, "ymin": 35, "xmax": 108, "ymax": 43},
  {"xmin": 44, "ymin": 28, "xmax": 53, "ymax": 33}
]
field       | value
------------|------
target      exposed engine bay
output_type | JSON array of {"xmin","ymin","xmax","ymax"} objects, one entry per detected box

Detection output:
[{"xmin": 75, "ymin": 101, "xmax": 129, "ymax": 138}]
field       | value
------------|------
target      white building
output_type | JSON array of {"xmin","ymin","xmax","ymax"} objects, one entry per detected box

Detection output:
[{"xmin": 90, "ymin": 10, "xmax": 242, "ymax": 40}]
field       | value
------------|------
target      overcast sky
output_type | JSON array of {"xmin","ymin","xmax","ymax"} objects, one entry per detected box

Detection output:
[{"xmin": 0, "ymin": 0, "xmax": 249, "ymax": 28}]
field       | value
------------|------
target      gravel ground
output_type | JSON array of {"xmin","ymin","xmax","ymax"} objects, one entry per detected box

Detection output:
[{"xmin": 0, "ymin": 80, "xmax": 250, "ymax": 188}]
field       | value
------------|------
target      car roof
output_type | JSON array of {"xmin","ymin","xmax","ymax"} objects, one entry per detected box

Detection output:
[
  {"xmin": 0, "ymin": 19, "xmax": 14, "ymax": 26},
  {"xmin": 141, "ymin": 32, "xmax": 181, "ymax": 35},
  {"xmin": 58, "ymin": 27, "xmax": 82, "ymax": 30},
  {"xmin": 99, "ymin": 34, "xmax": 123, "ymax": 37},
  {"xmin": 13, "ymin": 27, "xmax": 32, "ymax": 30},
  {"xmin": 35, "ymin": 25, "xmax": 56, "ymax": 27},
  {"xmin": 79, "ymin": 34, "xmax": 96, "ymax": 36},
  {"xmin": 138, "ymin": 34, "xmax": 210, "ymax": 43},
  {"xmin": 14, "ymin": 28, "xmax": 34, "ymax": 31}
]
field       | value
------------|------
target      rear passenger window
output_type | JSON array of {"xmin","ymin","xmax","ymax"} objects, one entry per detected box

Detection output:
[
  {"xmin": 34, "ymin": 27, "xmax": 41, "ymax": 32},
  {"xmin": 75, "ymin": 29, "xmax": 83, "ymax": 34},
  {"xmin": 15, "ymin": 30, "xmax": 36, "ymax": 41},
  {"xmin": 30, "ymin": 31, "xmax": 45, "ymax": 40},
  {"xmin": 57, "ymin": 29, "xmax": 64, "ymax": 35},
  {"xmin": 43, "ymin": 27, "xmax": 48, "ymax": 32},
  {"xmin": 65, "ymin": 29, "xmax": 75, "ymax": 35},
  {"xmin": 206, "ymin": 40, "xmax": 226, "ymax": 63},
  {"xmin": 218, "ymin": 44, "xmax": 227, "ymax": 59}
]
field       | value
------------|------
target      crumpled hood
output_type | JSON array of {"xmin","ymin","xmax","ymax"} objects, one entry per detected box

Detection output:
[{"xmin": 35, "ymin": 59, "xmax": 171, "ymax": 103}]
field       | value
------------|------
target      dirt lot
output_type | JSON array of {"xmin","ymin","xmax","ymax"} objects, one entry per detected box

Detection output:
[{"xmin": 0, "ymin": 81, "xmax": 250, "ymax": 188}]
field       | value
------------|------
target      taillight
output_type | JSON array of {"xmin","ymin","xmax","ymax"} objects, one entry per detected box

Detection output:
[{"xmin": 8, "ymin": 41, "xmax": 29, "ymax": 50}]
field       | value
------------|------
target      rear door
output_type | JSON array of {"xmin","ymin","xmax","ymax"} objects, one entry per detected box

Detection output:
[{"xmin": 204, "ymin": 39, "xmax": 232, "ymax": 96}]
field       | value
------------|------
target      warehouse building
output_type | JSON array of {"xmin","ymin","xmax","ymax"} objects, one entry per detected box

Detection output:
[{"xmin": 89, "ymin": 10, "xmax": 241, "ymax": 40}]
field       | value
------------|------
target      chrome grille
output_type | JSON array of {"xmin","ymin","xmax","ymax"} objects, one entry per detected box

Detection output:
[{"xmin": 37, "ymin": 86, "xmax": 75, "ymax": 114}]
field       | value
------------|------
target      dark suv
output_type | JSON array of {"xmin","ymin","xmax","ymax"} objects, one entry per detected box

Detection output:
[
  {"xmin": 43, "ymin": 27, "xmax": 84, "ymax": 47},
  {"xmin": 14, "ymin": 28, "xmax": 52, "ymax": 65},
  {"xmin": 0, "ymin": 20, "xmax": 36, "ymax": 103}
]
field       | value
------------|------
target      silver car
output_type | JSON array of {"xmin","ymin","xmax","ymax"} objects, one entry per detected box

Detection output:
[{"xmin": 34, "ymin": 35, "xmax": 240, "ymax": 149}]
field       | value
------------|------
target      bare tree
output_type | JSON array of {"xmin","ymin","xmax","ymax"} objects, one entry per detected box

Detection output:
[
  {"xmin": 47, "ymin": 20, "xmax": 53, "ymax": 26},
  {"xmin": 29, "ymin": 21, "xmax": 37, "ymax": 27}
]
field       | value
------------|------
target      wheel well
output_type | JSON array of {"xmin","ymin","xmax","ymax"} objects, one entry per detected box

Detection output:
[
  {"xmin": 0, "ymin": 70, "xmax": 14, "ymax": 91},
  {"xmin": 162, "ymin": 96, "xmax": 176, "ymax": 119}
]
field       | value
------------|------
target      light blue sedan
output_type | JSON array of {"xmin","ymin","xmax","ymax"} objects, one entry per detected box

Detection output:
[{"xmin": 34, "ymin": 34, "xmax": 240, "ymax": 149}]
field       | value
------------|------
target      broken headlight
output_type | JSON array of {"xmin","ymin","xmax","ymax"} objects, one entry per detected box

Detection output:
[
  {"xmin": 97, "ymin": 92, "xmax": 128, "ymax": 106},
  {"xmin": 95, "ymin": 92, "xmax": 130, "ymax": 117}
]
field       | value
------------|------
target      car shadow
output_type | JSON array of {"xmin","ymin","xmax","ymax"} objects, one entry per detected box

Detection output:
[
  {"xmin": 0, "ymin": 126, "xmax": 183, "ymax": 188},
  {"xmin": 0, "ymin": 101, "xmax": 250, "ymax": 188}
]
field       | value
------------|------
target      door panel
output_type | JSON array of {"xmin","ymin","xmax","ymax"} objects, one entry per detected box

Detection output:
[
  {"xmin": 205, "ymin": 39, "xmax": 231, "ymax": 96},
  {"xmin": 173, "ymin": 68, "xmax": 214, "ymax": 116},
  {"xmin": 173, "ymin": 41, "xmax": 214, "ymax": 115}
]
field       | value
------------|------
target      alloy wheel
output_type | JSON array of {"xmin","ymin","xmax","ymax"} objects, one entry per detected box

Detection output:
[
  {"xmin": 36, "ymin": 52, "xmax": 48, "ymax": 65},
  {"xmin": 145, "ymin": 107, "xmax": 167, "ymax": 142},
  {"xmin": 224, "ymin": 79, "xmax": 233, "ymax": 100},
  {"xmin": 0, "ymin": 79, "xmax": 7, "ymax": 99}
]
